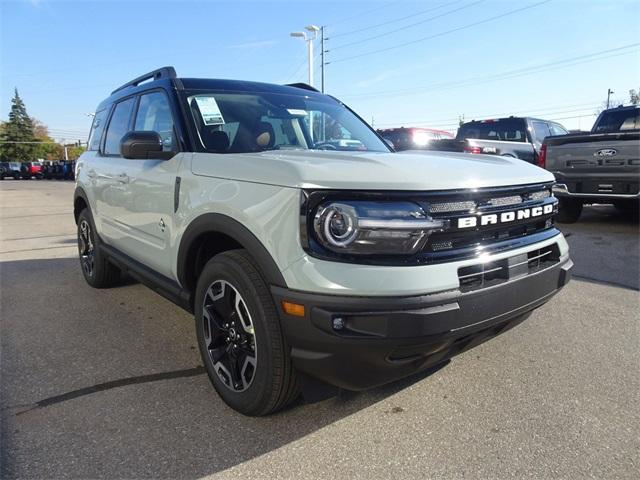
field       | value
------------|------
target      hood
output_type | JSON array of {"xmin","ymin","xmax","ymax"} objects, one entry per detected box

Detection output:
[{"xmin": 191, "ymin": 150, "xmax": 555, "ymax": 191}]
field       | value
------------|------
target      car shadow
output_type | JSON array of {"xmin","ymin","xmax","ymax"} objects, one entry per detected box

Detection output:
[
  {"xmin": 557, "ymin": 204, "xmax": 639, "ymax": 290},
  {"xmin": 1, "ymin": 256, "xmax": 449, "ymax": 479}
]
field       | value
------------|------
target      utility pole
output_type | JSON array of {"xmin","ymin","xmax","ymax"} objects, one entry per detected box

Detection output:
[
  {"xmin": 607, "ymin": 88, "xmax": 614, "ymax": 109},
  {"xmin": 320, "ymin": 26, "xmax": 325, "ymax": 93}
]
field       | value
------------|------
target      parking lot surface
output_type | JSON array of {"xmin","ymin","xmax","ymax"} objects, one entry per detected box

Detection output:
[{"xmin": 1, "ymin": 181, "xmax": 638, "ymax": 479}]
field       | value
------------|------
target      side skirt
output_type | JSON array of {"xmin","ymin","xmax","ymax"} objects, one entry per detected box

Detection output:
[{"xmin": 100, "ymin": 243, "xmax": 193, "ymax": 313}]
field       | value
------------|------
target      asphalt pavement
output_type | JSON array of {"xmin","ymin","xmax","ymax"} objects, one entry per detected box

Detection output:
[{"xmin": 1, "ymin": 180, "xmax": 638, "ymax": 479}]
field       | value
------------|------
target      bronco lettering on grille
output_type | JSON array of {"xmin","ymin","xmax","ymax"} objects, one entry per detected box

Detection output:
[{"xmin": 457, "ymin": 204, "xmax": 554, "ymax": 229}]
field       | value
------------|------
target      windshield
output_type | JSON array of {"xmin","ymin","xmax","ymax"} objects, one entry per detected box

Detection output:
[
  {"xmin": 186, "ymin": 90, "xmax": 389, "ymax": 154},
  {"xmin": 457, "ymin": 119, "xmax": 528, "ymax": 142},
  {"xmin": 593, "ymin": 108, "xmax": 640, "ymax": 133}
]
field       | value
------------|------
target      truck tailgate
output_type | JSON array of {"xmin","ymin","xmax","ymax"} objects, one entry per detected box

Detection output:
[{"xmin": 545, "ymin": 133, "xmax": 640, "ymax": 195}]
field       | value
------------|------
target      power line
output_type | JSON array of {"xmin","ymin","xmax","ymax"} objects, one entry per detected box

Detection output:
[
  {"xmin": 374, "ymin": 102, "xmax": 602, "ymax": 127},
  {"xmin": 325, "ymin": 1, "xmax": 404, "ymax": 27},
  {"xmin": 330, "ymin": 0, "xmax": 485, "ymax": 51},
  {"xmin": 329, "ymin": 0, "xmax": 553, "ymax": 64},
  {"xmin": 329, "ymin": 0, "xmax": 461, "ymax": 39},
  {"xmin": 337, "ymin": 44, "xmax": 639, "ymax": 99}
]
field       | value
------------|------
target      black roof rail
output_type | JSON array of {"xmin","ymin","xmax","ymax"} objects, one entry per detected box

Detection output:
[
  {"xmin": 285, "ymin": 83, "xmax": 320, "ymax": 93},
  {"xmin": 111, "ymin": 66, "xmax": 177, "ymax": 95}
]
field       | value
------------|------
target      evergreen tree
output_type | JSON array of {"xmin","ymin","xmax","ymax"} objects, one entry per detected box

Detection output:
[{"xmin": 0, "ymin": 89, "xmax": 36, "ymax": 162}]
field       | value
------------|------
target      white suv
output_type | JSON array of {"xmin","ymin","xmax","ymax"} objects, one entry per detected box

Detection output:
[{"xmin": 75, "ymin": 67, "xmax": 572, "ymax": 415}]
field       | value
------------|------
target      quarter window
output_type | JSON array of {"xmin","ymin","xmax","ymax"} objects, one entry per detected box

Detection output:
[
  {"xmin": 134, "ymin": 92, "xmax": 175, "ymax": 151},
  {"xmin": 103, "ymin": 97, "xmax": 135, "ymax": 155},
  {"xmin": 87, "ymin": 109, "xmax": 108, "ymax": 151}
]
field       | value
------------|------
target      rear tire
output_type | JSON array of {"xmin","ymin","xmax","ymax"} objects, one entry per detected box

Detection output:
[
  {"xmin": 195, "ymin": 249, "xmax": 299, "ymax": 416},
  {"xmin": 556, "ymin": 198, "xmax": 582, "ymax": 223},
  {"xmin": 77, "ymin": 208, "xmax": 120, "ymax": 288}
]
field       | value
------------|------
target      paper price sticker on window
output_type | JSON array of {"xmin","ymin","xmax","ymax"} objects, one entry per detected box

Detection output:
[{"xmin": 194, "ymin": 96, "xmax": 225, "ymax": 126}]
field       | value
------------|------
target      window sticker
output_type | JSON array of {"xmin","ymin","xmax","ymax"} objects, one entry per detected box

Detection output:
[{"xmin": 195, "ymin": 96, "xmax": 225, "ymax": 125}]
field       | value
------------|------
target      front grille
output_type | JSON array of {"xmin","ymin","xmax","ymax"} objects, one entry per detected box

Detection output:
[
  {"xmin": 423, "ymin": 183, "xmax": 558, "ymax": 261},
  {"xmin": 458, "ymin": 244, "xmax": 560, "ymax": 292}
]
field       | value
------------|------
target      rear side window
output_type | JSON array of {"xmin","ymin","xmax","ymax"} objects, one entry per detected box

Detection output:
[
  {"xmin": 458, "ymin": 119, "xmax": 527, "ymax": 142},
  {"xmin": 134, "ymin": 91, "xmax": 175, "ymax": 151},
  {"xmin": 87, "ymin": 109, "xmax": 108, "ymax": 151},
  {"xmin": 531, "ymin": 121, "xmax": 551, "ymax": 142},
  {"xmin": 104, "ymin": 97, "xmax": 136, "ymax": 155},
  {"xmin": 594, "ymin": 109, "xmax": 640, "ymax": 133}
]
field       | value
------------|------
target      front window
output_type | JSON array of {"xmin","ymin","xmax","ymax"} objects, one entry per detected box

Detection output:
[{"xmin": 186, "ymin": 90, "xmax": 388, "ymax": 154}]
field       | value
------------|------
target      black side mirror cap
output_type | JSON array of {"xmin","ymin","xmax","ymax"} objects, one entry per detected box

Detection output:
[{"xmin": 120, "ymin": 131, "xmax": 164, "ymax": 159}]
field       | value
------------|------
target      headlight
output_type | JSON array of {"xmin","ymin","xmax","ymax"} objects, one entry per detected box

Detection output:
[{"xmin": 312, "ymin": 201, "xmax": 448, "ymax": 255}]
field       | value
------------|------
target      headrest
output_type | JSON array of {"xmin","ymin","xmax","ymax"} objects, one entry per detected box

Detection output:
[
  {"xmin": 203, "ymin": 130, "xmax": 230, "ymax": 152},
  {"xmin": 254, "ymin": 121, "xmax": 275, "ymax": 149}
]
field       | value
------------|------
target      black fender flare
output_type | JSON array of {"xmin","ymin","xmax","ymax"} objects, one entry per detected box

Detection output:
[
  {"xmin": 177, "ymin": 213, "xmax": 287, "ymax": 290},
  {"xmin": 73, "ymin": 186, "xmax": 90, "ymax": 223}
]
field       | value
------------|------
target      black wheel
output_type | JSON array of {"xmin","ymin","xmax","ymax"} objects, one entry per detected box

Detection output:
[
  {"xmin": 77, "ymin": 209, "xmax": 120, "ymax": 288},
  {"xmin": 613, "ymin": 201, "xmax": 639, "ymax": 215},
  {"xmin": 195, "ymin": 250, "xmax": 299, "ymax": 416},
  {"xmin": 556, "ymin": 198, "xmax": 582, "ymax": 223}
]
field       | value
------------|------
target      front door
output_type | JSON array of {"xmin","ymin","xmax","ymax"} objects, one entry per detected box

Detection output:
[{"xmin": 98, "ymin": 90, "xmax": 182, "ymax": 279}]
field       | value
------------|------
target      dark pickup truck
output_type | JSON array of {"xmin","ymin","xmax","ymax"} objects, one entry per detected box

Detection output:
[
  {"xmin": 429, "ymin": 116, "xmax": 569, "ymax": 163},
  {"xmin": 541, "ymin": 105, "xmax": 640, "ymax": 222}
]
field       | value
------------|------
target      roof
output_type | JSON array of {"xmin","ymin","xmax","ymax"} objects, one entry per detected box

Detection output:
[{"xmin": 99, "ymin": 66, "xmax": 324, "ymax": 110}]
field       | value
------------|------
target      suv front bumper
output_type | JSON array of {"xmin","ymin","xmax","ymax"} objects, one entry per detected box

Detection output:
[{"xmin": 272, "ymin": 257, "xmax": 572, "ymax": 391}]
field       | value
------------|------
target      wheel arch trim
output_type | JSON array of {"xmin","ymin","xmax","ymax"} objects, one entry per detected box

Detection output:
[{"xmin": 177, "ymin": 213, "xmax": 288, "ymax": 291}]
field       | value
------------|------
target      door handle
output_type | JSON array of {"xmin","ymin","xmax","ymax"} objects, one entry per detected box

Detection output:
[{"xmin": 116, "ymin": 173, "xmax": 130, "ymax": 184}]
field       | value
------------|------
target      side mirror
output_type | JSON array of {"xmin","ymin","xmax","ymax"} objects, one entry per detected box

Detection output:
[{"xmin": 120, "ymin": 131, "xmax": 163, "ymax": 159}]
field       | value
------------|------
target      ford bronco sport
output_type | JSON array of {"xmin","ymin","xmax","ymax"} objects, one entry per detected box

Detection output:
[{"xmin": 75, "ymin": 67, "xmax": 572, "ymax": 416}]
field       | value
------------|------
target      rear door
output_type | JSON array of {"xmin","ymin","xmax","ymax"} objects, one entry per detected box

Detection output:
[{"xmin": 92, "ymin": 96, "xmax": 137, "ymax": 245}]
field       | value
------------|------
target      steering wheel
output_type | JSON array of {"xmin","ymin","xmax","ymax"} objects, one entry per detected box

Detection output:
[{"xmin": 315, "ymin": 143, "xmax": 337, "ymax": 150}]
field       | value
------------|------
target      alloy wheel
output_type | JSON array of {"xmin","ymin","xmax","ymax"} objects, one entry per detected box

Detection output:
[
  {"xmin": 78, "ymin": 219, "xmax": 95, "ymax": 277},
  {"xmin": 202, "ymin": 280, "xmax": 257, "ymax": 392}
]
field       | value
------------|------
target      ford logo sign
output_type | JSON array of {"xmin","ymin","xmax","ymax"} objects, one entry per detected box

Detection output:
[{"xmin": 594, "ymin": 148, "xmax": 618, "ymax": 157}]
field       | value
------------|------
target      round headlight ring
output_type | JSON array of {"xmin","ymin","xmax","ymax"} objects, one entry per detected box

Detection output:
[{"xmin": 321, "ymin": 205, "xmax": 358, "ymax": 248}]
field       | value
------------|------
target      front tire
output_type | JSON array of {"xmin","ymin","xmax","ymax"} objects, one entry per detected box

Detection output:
[
  {"xmin": 556, "ymin": 198, "xmax": 582, "ymax": 223},
  {"xmin": 195, "ymin": 250, "xmax": 299, "ymax": 416},
  {"xmin": 77, "ymin": 209, "xmax": 120, "ymax": 288}
]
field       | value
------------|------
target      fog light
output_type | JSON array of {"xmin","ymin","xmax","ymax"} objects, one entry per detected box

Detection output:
[{"xmin": 332, "ymin": 317, "xmax": 345, "ymax": 330}]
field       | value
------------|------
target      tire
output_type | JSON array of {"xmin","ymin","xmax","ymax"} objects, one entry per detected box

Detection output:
[
  {"xmin": 195, "ymin": 249, "xmax": 299, "ymax": 416},
  {"xmin": 556, "ymin": 198, "xmax": 582, "ymax": 223},
  {"xmin": 613, "ymin": 201, "xmax": 639, "ymax": 215},
  {"xmin": 13, "ymin": 173, "xmax": 19, "ymax": 180},
  {"xmin": 77, "ymin": 208, "xmax": 120, "ymax": 288}
]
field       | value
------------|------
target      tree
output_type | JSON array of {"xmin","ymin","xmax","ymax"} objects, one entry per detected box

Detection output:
[
  {"xmin": 0, "ymin": 89, "xmax": 36, "ymax": 162},
  {"xmin": 31, "ymin": 117, "xmax": 63, "ymax": 160}
]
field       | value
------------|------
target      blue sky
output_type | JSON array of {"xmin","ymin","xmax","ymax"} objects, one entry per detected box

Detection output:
[{"xmin": 1, "ymin": 0, "xmax": 639, "ymax": 142}]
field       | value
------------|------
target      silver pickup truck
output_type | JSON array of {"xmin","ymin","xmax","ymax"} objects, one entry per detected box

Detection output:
[{"xmin": 542, "ymin": 105, "xmax": 640, "ymax": 222}]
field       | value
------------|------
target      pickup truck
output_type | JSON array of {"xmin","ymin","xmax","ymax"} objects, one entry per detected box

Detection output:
[
  {"xmin": 542, "ymin": 105, "xmax": 640, "ymax": 222},
  {"xmin": 429, "ymin": 117, "xmax": 569, "ymax": 163}
]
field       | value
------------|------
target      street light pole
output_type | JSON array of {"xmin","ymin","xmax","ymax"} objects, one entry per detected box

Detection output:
[
  {"xmin": 290, "ymin": 25, "xmax": 319, "ymax": 87},
  {"xmin": 607, "ymin": 88, "xmax": 614, "ymax": 109}
]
